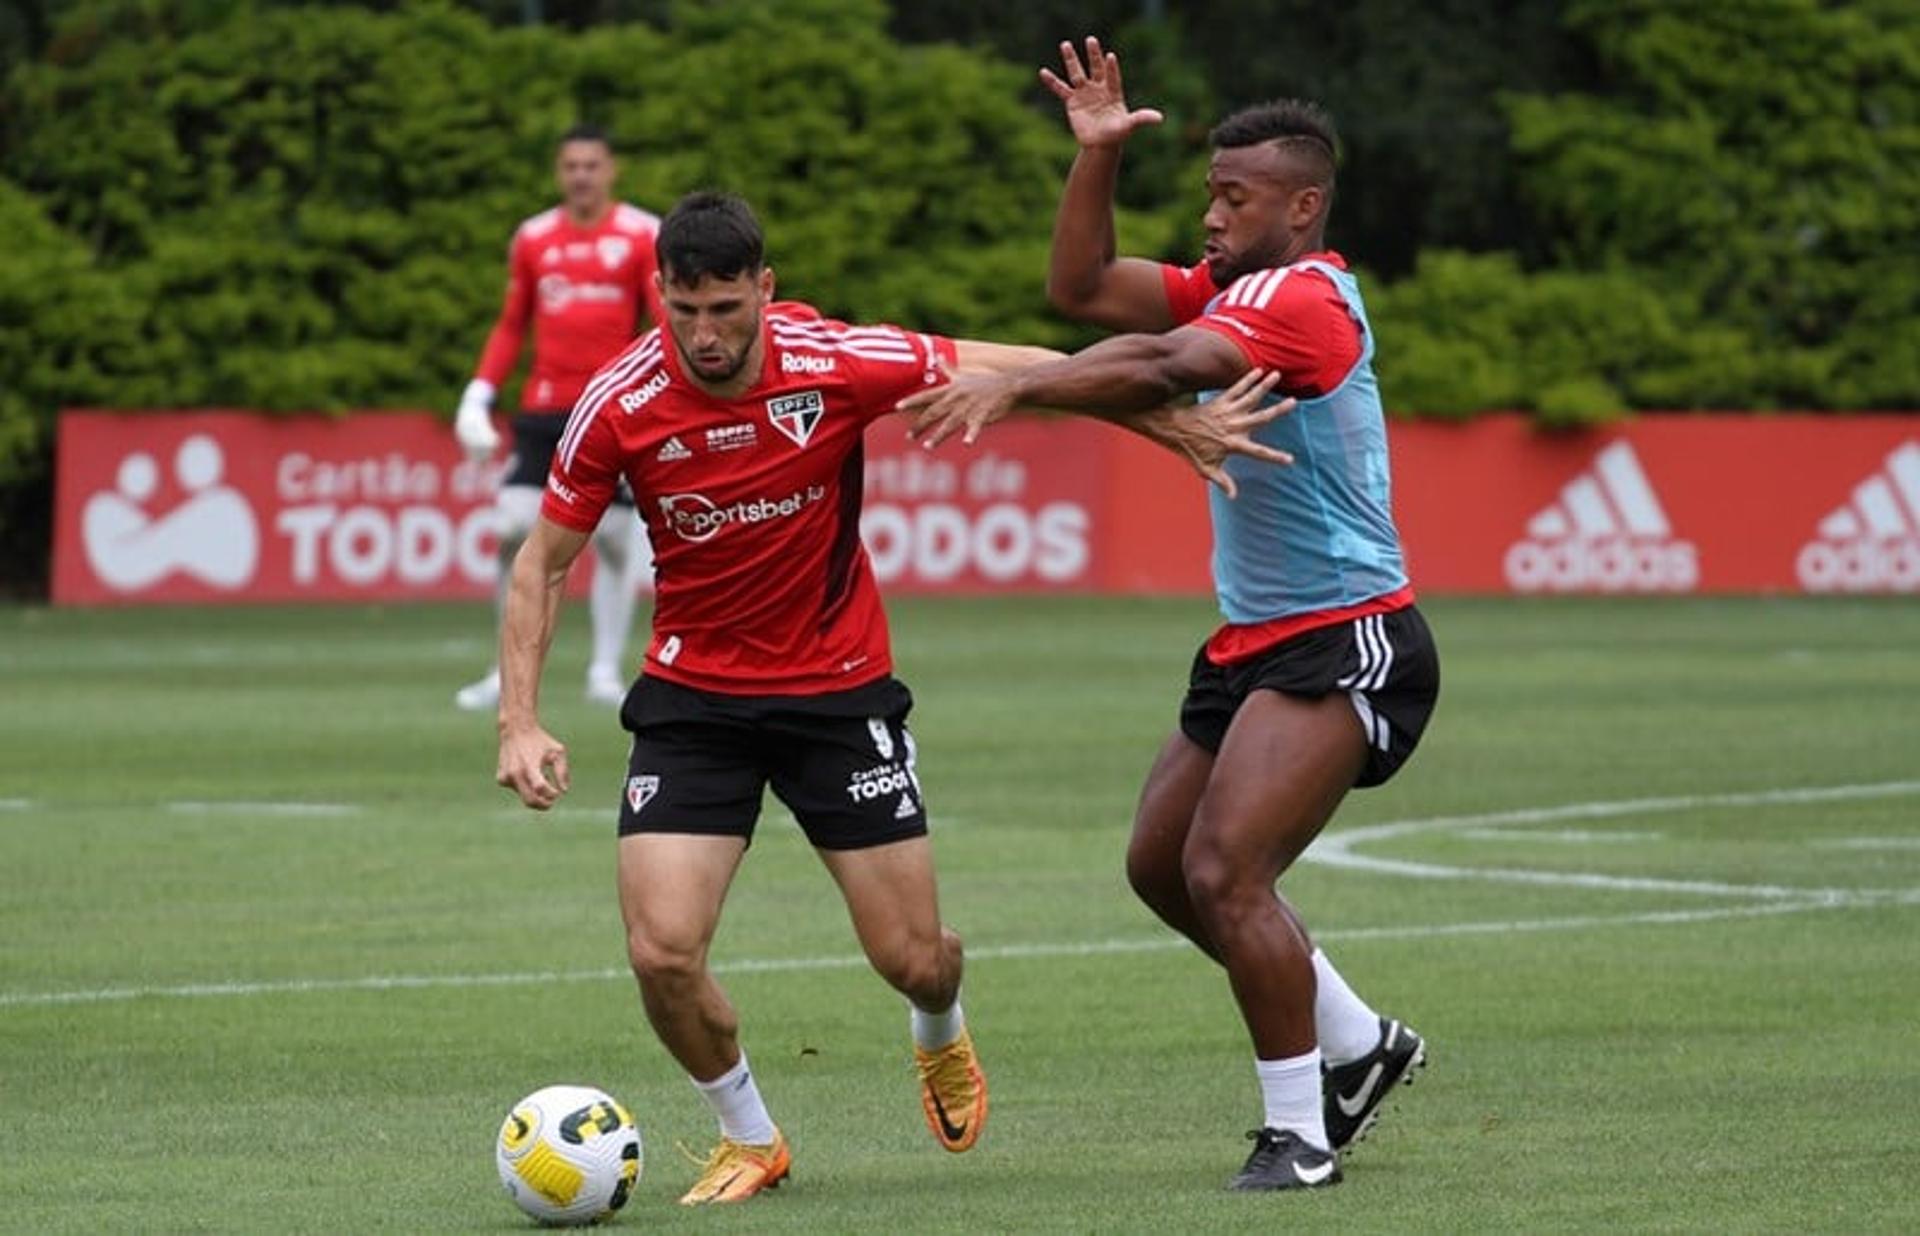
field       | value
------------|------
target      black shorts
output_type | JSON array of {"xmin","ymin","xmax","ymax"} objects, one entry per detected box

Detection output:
[
  {"xmin": 1180, "ymin": 605, "xmax": 1440, "ymax": 788},
  {"xmin": 507, "ymin": 412, "xmax": 633, "ymax": 506},
  {"xmin": 616, "ymin": 674, "xmax": 929, "ymax": 850}
]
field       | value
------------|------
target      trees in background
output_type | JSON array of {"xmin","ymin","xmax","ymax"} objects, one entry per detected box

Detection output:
[{"xmin": 1, "ymin": 0, "xmax": 1917, "ymax": 586}]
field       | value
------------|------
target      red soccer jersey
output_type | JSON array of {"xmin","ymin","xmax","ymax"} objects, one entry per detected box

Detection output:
[
  {"xmin": 473, "ymin": 203, "xmax": 663, "ymax": 413},
  {"xmin": 541, "ymin": 303, "xmax": 957, "ymax": 695},
  {"xmin": 1161, "ymin": 252, "xmax": 1361, "ymax": 397}
]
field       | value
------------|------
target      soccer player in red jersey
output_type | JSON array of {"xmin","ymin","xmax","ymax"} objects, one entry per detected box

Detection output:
[
  {"xmin": 492, "ymin": 191, "xmax": 1287, "ymax": 1204},
  {"xmin": 901, "ymin": 40, "xmax": 1440, "ymax": 1193},
  {"xmin": 452, "ymin": 125, "xmax": 663, "ymax": 712}
]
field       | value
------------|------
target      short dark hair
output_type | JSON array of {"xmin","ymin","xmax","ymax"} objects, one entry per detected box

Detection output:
[
  {"xmin": 1209, "ymin": 99, "xmax": 1338, "ymax": 186},
  {"xmin": 557, "ymin": 123, "xmax": 612, "ymax": 151},
  {"xmin": 657, "ymin": 191, "xmax": 765, "ymax": 285}
]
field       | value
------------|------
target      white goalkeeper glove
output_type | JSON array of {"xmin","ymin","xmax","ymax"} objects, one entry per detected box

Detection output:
[{"xmin": 454, "ymin": 379, "xmax": 501, "ymax": 461}]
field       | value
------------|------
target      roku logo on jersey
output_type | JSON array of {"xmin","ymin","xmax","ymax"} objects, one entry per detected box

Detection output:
[
  {"xmin": 658, "ymin": 485, "xmax": 827, "ymax": 542},
  {"xmin": 780, "ymin": 352, "xmax": 837, "ymax": 375},
  {"xmin": 618, "ymin": 372, "xmax": 671, "ymax": 414}
]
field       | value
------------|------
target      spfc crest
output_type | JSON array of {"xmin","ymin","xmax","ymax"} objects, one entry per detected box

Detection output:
[
  {"xmin": 626, "ymin": 774, "xmax": 660, "ymax": 814},
  {"xmin": 766, "ymin": 390, "xmax": 826, "ymax": 448},
  {"xmin": 596, "ymin": 234, "xmax": 633, "ymax": 270}
]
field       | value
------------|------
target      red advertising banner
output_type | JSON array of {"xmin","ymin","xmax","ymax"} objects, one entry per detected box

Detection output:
[
  {"xmin": 50, "ymin": 409, "xmax": 1920, "ymax": 604},
  {"xmin": 50, "ymin": 411, "xmax": 632, "ymax": 605},
  {"xmin": 859, "ymin": 419, "xmax": 1108, "ymax": 591},
  {"xmin": 1387, "ymin": 416, "xmax": 1920, "ymax": 594}
]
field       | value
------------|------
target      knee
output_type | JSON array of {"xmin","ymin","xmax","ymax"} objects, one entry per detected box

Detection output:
[
  {"xmin": 872, "ymin": 935, "xmax": 954, "ymax": 1005},
  {"xmin": 626, "ymin": 929, "xmax": 702, "ymax": 991},
  {"xmin": 1125, "ymin": 836, "xmax": 1184, "ymax": 911},
  {"xmin": 496, "ymin": 487, "xmax": 540, "ymax": 549},
  {"xmin": 1180, "ymin": 837, "xmax": 1260, "ymax": 922}
]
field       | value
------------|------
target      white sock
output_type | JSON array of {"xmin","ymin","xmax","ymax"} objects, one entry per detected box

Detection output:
[
  {"xmin": 690, "ymin": 1052, "xmax": 777, "ymax": 1145},
  {"xmin": 587, "ymin": 519, "xmax": 638, "ymax": 677},
  {"xmin": 1255, "ymin": 1050, "xmax": 1328, "ymax": 1151},
  {"xmin": 1312, "ymin": 948, "xmax": 1384, "ymax": 1065},
  {"xmin": 911, "ymin": 998, "xmax": 965, "ymax": 1051}
]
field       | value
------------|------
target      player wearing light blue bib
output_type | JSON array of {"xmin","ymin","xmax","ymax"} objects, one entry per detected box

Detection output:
[
  {"xmin": 1201, "ymin": 259, "xmax": 1406, "ymax": 625},
  {"xmin": 901, "ymin": 41, "xmax": 1440, "ymax": 1194}
]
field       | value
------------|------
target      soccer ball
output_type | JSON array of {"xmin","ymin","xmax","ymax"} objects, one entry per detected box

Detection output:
[{"xmin": 496, "ymin": 1084, "xmax": 643, "ymax": 1226}]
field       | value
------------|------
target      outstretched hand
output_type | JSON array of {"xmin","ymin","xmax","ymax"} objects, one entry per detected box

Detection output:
[
  {"xmin": 899, "ymin": 371, "xmax": 1020, "ymax": 449},
  {"xmin": 1155, "ymin": 369, "xmax": 1296, "ymax": 499},
  {"xmin": 1040, "ymin": 36, "xmax": 1164, "ymax": 150}
]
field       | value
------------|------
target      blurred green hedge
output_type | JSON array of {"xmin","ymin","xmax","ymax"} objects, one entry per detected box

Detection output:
[
  {"xmin": 3, "ymin": 0, "xmax": 1917, "ymax": 500},
  {"xmin": 0, "ymin": 0, "xmax": 1102, "ymax": 486}
]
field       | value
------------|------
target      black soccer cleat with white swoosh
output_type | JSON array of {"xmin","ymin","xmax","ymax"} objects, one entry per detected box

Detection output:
[
  {"xmin": 1323, "ymin": 1016, "xmax": 1426, "ymax": 1152},
  {"xmin": 1227, "ymin": 1127, "xmax": 1342, "ymax": 1192}
]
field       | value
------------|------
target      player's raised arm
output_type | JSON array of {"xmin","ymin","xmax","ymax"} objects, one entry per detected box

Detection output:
[
  {"xmin": 1043, "ymin": 37, "xmax": 1175, "ymax": 333},
  {"xmin": 496, "ymin": 516, "xmax": 591, "ymax": 810}
]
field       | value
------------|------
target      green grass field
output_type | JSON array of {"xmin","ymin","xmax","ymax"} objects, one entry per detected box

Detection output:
[{"xmin": 2, "ymin": 595, "xmax": 1917, "ymax": 1233}]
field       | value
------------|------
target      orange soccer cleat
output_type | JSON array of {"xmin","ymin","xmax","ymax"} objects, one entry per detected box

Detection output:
[
  {"xmin": 915, "ymin": 1028, "xmax": 988, "ymax": 1152},
  {"xmin": 676, "ymin": 1130, "xmax": 791, "ymax": 1205}
]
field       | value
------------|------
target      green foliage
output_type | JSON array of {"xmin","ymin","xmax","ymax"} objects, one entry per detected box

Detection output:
[
  {"xmin": 1370, "ymin": 251, "xmax": 1759, "ymax": 421},
  {"xmin": 1494, "ymin": 0, "xmax": 1920, "ymax": 413},
  {"xmin": 0, "ymin": 0, "xmax": 1083, "ymax": 492},
  {"xmin": 3, "ymin": 0, "xmax": 1918, "ymax": 498}
]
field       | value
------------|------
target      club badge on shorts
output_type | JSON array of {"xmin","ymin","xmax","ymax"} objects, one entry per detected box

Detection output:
[{"xmin": 626, "ymin": 775, "xmax": 659, "ymax": 814}]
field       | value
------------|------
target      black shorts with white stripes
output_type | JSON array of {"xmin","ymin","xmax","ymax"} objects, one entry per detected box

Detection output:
[
  {"xmin": 1179, "ymin": 604, "xmax": 1440, "ymax": 788},
  {"xmin": 616, "ymin": 673, "xmax": 928, "ymax": 850}
]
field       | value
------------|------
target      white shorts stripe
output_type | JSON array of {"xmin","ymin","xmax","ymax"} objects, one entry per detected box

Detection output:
[{"xmin": 1365, "ymin": 614, "xmax": 1395, "ymax": 692}]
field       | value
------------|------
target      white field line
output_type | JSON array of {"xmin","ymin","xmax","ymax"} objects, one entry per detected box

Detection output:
[
  {"xmin": 9, "ymin": 894, "xmax": 1919, "ymax": 1011},
  {"xmin": 165, "ymin": 801, "xmax": 363, "ymax": 818},
  {"xmin": 1307, "ymin": 780, "xmax": 1920, "ymax": 900},
  {"xmin": 5, "ymin": 780, "xmax": 1917, "ymax": 1010},
  {"xmin": 0, "ymin": 799, "xmax": 31, "ymax": 810},
  {"xmin": 0, "ymin": 640, "xmax": 488, "ymax": 670},
  {"xmin": 1813, "ymin": 837, "xmax": 1920, "ymax": 851},
  {"xmin": 1457, "ymin": 828, "xmax": 1667, "ymax": 844}
]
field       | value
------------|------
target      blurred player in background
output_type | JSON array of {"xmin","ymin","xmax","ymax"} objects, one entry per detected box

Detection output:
[
  {"xmin": 453, "ymin": 124, "xmax": 661, "ymax": 711},
  {"xmin": 493, "ymin": 191, "xmax": 1287, "ymax": 1204},
  {"xmin": 901, "ymin": 39, "xmax": 1439, "ymax": 1194}
]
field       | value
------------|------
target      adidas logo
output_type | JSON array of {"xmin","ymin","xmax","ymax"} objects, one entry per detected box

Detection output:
[
  {"xmin": 1796, "ymin": 441, "xmax": 1920, "ymax": 592},
  {"xmin": 894, "ymin": 792, "xmax": 917, "ymax": 821},
  {"xmin": 1504, "ymin": 441, "xmax": 1698, "ymax": 592},
  {"xmin": 656, "ymin": 436, "xmax": 692, "ymax": 462}
]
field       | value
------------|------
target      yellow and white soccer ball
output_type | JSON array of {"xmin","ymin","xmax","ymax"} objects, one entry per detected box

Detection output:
[{"xmin": 496, "ymin": 1084, "xmax": 642, "ymax": 1226}]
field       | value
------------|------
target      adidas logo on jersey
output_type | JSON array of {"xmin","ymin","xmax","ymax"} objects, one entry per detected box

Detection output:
[
  {"xmin": 656, "ymin": 436, "xmax": 692, "ymax": 462},
  {"xmin": 1796, "ymin": 441, "xmax": 1920, "ymax": 592},
  {"xmin": 1504, "ymin": 441, "xmax": 1698, "ymax": 592}
]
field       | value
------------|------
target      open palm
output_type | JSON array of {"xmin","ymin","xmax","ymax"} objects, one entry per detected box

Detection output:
[{"xmin": 1040, "ymin": 36, "xmax": 1164, "ymax": 149}]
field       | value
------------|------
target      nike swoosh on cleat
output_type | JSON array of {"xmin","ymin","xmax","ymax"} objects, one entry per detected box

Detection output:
[
  {"xmin": 1292, "ymin": 1159, "xmax": 1337, "ymax": 1186},
  {"xmin": 928, "ymin": 1090, "xmax": 969, "ymax": 1143},
  {"xmin": 1336, "ymin": 1063, "xmax": 1386, "ymax": 1118}
]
